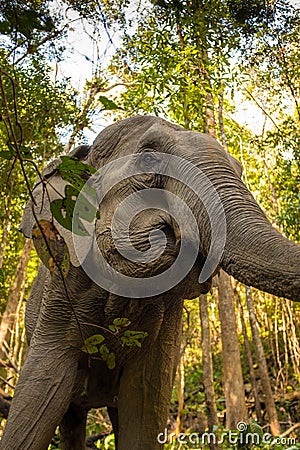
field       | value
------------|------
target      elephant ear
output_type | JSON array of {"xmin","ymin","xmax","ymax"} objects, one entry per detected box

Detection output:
[
  {"xmin": 20, "ymin": 145, "xmax": 93, "ymax": 267},
  {"xmin": 19, "ymin": 157, "xmax": 62, "ymax": 239}
]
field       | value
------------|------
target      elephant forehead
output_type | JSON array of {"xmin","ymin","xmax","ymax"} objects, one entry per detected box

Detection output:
[
  {"xmin": 173, "ymin": 131, "xmax": 242, "ymax": 177},
  {"xmin": 88, "ymin": 116, "xmax": 182, "ymax": 166}
]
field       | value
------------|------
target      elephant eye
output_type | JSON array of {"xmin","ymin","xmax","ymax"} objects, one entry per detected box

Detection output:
[{"xmin": 139, "ymin": 152, "xmax": 159, "ymax": 168}]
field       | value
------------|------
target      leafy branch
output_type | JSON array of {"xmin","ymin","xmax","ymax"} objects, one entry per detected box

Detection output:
[
  {"xmin": 65, "ymin": 80, "xmax": 122, "ymax": 152},
  {"xmin": 0, "ymin": 68, "xmax": 35, "ymax": 205},
  {"xmin": 50, "ymin": 156, "xmax": 99, "ymax": 235},
  {"xmin": 0, "ymin": 69, "xmax": 87, "ymax": 349},
  {"xmin": 81, "ymin": 318, "xmax": 148, "ymax": 369}
]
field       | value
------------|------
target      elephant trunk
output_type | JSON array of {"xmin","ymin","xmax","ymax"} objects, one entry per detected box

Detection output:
[{"xmin": 208, "ymin": 166, "xmax": 300, "ymax": 301}]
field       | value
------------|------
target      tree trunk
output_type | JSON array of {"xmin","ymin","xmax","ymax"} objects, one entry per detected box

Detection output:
[
  {"xmin": 217, "ymin": 270, "xmax": 248, "ymax": 428},
  {"xmin": 0, "ymin": 239, "xmax": 33, "ymax": 360},
  {"xmin": 204, "ymin": 62, "xmax": 247, "ymax": 430},
  {"xmin": 175, "ymin": 346, "xmax": 185, "ymax": 436},
  {"xmin": 0, "ymin": 181, "xmax": 14, "ymax": 269},
  {"xmin": 281, "ymin": 304, "xmax": 289, "ymax": 388},
  {"xmin": 283, "ymin": 301, "xmax": 300, "ymax": 381},
  {"xmin": 218, "ymin": 91, "xmax": 228, "ymax": 150},
  {"xmin": 245, "ymin": 286, "xmax": 281, "ymax": 435},
  {"xmin": 205, "ymin": 92, "xmax": 217, "ymax": 138},
  {"xmin": 175, "ymin": 13, "xmax": 191, "ymax": 130},
  {"xmin": 199, "ymin": 294, "xmax": 221, "ymax": 450},
  {"xmin": 274, "ymin": 297, "xmax": 284, "ymax": 390},
  {"xmin": 233, "ymin": 283, "xmax": 262, "ymax": 423},
  {"xmin": 8, "ymin": 281, "xmax": 28, "ymax": 378}
]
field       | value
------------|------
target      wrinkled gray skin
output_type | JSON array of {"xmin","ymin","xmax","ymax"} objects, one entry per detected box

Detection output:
[{"xmin": 2, "ymin": 116, "xmax": 300, "ymax": 450}]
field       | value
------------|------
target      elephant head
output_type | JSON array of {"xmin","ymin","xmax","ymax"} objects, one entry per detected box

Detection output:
[
  {"xmin": 3, "ymin": 115, "xmax": 299, "ymax": 450},
  {"xmin": 20, "ymin": 115, "xmax": 300, "ymax": 301}
]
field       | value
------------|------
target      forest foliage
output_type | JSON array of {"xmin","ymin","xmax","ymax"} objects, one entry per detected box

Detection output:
[{"xmin": 0, "ymin": 0, "xmax": 300, "ymax": 448}]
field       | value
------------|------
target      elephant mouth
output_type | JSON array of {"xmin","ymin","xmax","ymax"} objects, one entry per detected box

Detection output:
[
  {"xmin": 94, "ymin": 214, "xmax": 214, "ymax": 300},
  {"xmin": 96, "ymin": 220, "xmax": 180, "ymax": 279}
]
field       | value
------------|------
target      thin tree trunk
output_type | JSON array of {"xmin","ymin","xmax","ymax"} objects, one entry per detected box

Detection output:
[
  {"xmin": 205, "ymin": 91, "xmax": 217, "ymax": 138},
  {"xmin": 175, "ymin": 347, "xmax": 185, "ymax": 436},
  {"xmin": 274, "ymin": 298, "xmax": 284, "ymax": 390},
  {"xmin": 0, "ymin": 239, "xmax": 33, "ymax": 359},
  {"xmin": 281, "ymin": 306, "xmax": 289, "ymax": 388},
  {"xmin": 208, "ymin": 78, "xmax": 247, "ymax": 429},
  {"xmin": 199, "ymin": 294, "xmax": 221, "ymax": 450},
  {"xmin": 283, "ymin": 301, "xmax": 300, "ymax": 381},
  {"xmin": 233, "ymin": 284, "xmax": 262, "ymax": 423},
  {"xmin": 1, "ymin": 276, "xmax": 28, "ymax": 391},
  {"xmin": 16, "ymin": 321, "xmax": 27, "ymax": 372},
  {"xmin": 245, "ymin": 286, "xmax": 281, "ymax": 435},
  {"xmin": 175, "ymin": 14, "xmax": 191, "ymax": 130},
  {"xmin": 217, "ymin": 270, "xmax": 248, "ymax": 428},
  {"xmin": 262, "ymin": 304, "xmax": 277, "ymax": 388},
  {"xmin": 218, "ymin": 91, "xmax": 228, "ymax": 150},
  {"xmin": 9, "ymin": 280, "xmax": 27, "ymax": 376},
  {"xmin": 0, "ymin": 186, "xmax": 14, "ymax": 269}
]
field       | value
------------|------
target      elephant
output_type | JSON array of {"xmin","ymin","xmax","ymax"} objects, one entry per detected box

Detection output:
[{"xmin": 1, "ymin": 115, "xmax": 300, "ymax": 450}]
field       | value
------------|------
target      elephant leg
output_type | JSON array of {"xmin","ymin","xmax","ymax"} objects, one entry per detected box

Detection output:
[
  {"xmin": 59, "ymin": 403, "xmax": 87, "ymax": 450},
  {"xmin": 117, "ymin": 299, "xmax": 183, "ymax": 450},
  {"xmin": 107, "ymin": 406, "xmax": 119, "ymax": 449},
  {"xmin": 1, "ymin": 284, "xmax": 81, "ymax": 450},
  {"xmin": 118, "ymin": 362, "xmax": 173, "ymax": 450},
  {"xmin": 1, "ymin": 343, "xmax": 79, "ymax": 450}
]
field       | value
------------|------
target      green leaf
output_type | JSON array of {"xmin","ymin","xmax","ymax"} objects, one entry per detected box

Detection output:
[
  {"xmin": 58, "ymin": 156, "xmax": 96, "ymax": 175},
  {"xmin": 0, "ymin": 150, "xmax": 12, "ymax": 160},
  {"xmin": 50, "ymin": 199, "xmax": 73, "ymax": 231},
  {"xmin": 113, "ymin": 318, "xmax": 131, "ymax": 327},
  {"xmin": 60, "ymin": 172, "xmax": 85, "ymax": 191},
  {"xmin": 71, "ymin": 186, "xmax": 97, "ymax": 222},
  {"xmin": 81, "ymin": 344, "xmax": 98, "ymax": 353},
  {"xmin": 107, "ymin": 352, "xmax": 116, "ymax": 369},
  {"xmin": 85, "ymin": 334, "xmax": 105, "ymax": 345},
  {"xmin": 99, "ymin": 344, "xmax": 110, "ymax": 357},
  {"xmin": 0, "ymin": 268, "xmax": 4, "ymax": 283},
  {"xmin": 81, "ymin": 334, "xmax": 105, "ymax": 354},
  {"xmin": 98, "ymin": 344, "xmax": 116, "ymax": 369},
  {"xmin": 109, "ymin": 318, "xmax": 131, "ymax": 333},
  {"xmin": 50, "ymin": 184, "xmax": 97, "ymax": 236},
  {"xmin": 248, "ymin": 421, "xmax": 264, "ymax": 438},
  {"xmin": 57, "ymin": 157, "xmax": 97, "ymax": 200},
  {"xmin": 0, "ymin": 21, "xmax": 11, "ymax": 34},
  {"xmin": 98, "ymin": 96, "xmax": 120, "ymax": 110},
  {"xmin": 20, "ymin": 145, "xmax": 31, "ymax": 158},
  {"xmin": 122, "ymin": 330, "xmax": 148, "ymax": 339},
  {"xmin": 121, "ymin": 330, "xmax": 148, "ymax": 347}
]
